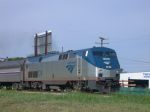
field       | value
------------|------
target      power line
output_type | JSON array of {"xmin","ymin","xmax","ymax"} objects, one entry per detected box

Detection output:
[{"xmin": 118, "ymin": 57, "xmax": 150, "ymax": 64}]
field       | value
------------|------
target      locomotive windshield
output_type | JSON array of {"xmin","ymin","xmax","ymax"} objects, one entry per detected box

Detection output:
[{"xmin": 93, "ymin": 51, "xmax": 116, "ymax": 57}]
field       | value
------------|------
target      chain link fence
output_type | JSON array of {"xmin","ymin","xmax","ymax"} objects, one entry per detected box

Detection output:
[{"xmin": 118, "ymin": 87, "xmax": 150, "ymax": 95}]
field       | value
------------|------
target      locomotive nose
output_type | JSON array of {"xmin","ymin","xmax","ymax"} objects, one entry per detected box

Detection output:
[{"xmin": 96, "ymin": 68, "xmax": 121, "ymax": 80}]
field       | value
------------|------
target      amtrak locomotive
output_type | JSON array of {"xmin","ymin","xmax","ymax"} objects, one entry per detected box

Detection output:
[
  {"xmin": 24, "ymin": 46, "xmax": 121, "ymax": 92},
  {"xmin": 0, "ymin": 46, "xmax": 121, "ymax": 92},
  {"xmin": 0, "ymin": 31, "xmax": 121, "ymax": 92}
]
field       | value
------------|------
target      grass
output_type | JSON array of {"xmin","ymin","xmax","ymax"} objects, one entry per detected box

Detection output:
[{"xmin": 0, "ymin": 89, "xmax": 150, "ymax": 112}]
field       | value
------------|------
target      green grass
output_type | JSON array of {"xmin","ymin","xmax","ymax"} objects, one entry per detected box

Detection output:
[{"xmin": 0, "ymin": 90, "xmax": 150, "ymax": 112}]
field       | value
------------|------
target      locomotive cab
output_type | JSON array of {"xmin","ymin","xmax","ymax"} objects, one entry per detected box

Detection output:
[
  {"xmin": 92, "ymin": 47, "xmax": 120, "ymax": 79},
  {"xmin": 80, "ymin": 47, "xmax": 121, "ymax": 92}
]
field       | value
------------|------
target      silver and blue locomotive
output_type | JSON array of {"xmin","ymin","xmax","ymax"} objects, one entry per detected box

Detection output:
[
  {"xmin": 25, "ymin": 46, "xmax": 121, "ymax": 92},
  {"xmin": 0, "ymin": 31, "xmax": 121, "ymax": 92}
]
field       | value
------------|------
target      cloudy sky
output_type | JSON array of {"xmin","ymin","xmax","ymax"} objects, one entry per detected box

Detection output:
[{"xmin": 0, "ymin": 0, "xmax": 150, "ymax": 72}]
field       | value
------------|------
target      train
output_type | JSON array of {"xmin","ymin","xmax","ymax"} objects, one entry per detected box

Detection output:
[{"xmin": 0, "ymin": 46, "xmax": 121, "ymax": 92}]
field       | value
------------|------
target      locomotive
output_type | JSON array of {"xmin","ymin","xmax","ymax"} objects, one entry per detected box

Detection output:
[{"xmin": 0, "ymin": 46, "xmax": 121, "ymax": 92}]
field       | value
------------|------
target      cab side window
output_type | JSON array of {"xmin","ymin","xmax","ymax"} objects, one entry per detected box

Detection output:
[
  {"xmin": 63, "ymin": 54, "xmax": 68, "ymax": 59},
  {"xmin": 59, "ymin": 55, "xmax": 63, "ymax": 60},
  {"xmin": 59, "ymin": 54, "xmax": 68, "ymax": 60},
  {"xmin": 69, "ymin": 53, "xmax": 76, "ymax": 58}
]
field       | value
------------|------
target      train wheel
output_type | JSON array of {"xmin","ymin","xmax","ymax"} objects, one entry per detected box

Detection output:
[{"xmin": 12, "ymin": 83, "xmax": 19, "ymax": 90}]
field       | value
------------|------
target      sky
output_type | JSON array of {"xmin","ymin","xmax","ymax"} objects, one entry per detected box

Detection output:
[{"xmin": 0, "ymin": 0, "xmax": 150, "ymax": 72}]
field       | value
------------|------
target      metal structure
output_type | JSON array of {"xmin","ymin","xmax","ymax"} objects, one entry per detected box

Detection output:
[{"xmin": 34, "ymin": 31, "xmax": 52, "ymax": 56}]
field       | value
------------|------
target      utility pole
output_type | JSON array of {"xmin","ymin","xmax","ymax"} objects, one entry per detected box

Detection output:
[
  {"xmin": 95, "ymin": 37, "xmax": 109, "ymax": 47},
  {"xmin": 62, "ymin": 46, "xmax": 64, "ymax": 53}
]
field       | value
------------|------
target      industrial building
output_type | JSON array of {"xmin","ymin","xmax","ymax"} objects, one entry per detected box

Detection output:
[{"xmin": 120, "ymin": 72, "xmax": 150, "ymax": 89}]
